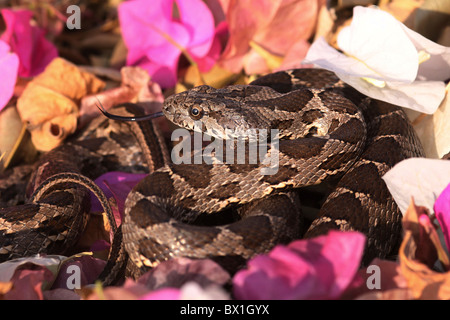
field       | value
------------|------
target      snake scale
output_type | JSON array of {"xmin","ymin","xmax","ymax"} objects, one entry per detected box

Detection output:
[{"xmin": 0, "ymin": 68, "xmax": 424, "ymax": 283}]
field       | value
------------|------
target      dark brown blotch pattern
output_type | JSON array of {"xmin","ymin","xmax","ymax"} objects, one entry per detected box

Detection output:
[
  {"xmin": 279, "ymin": 137, "xmax": 327, "ymax": 159},
  {"xmin": 329, "ymin": 118, "xmax": 366, "ymax": 145},
  {"xmin": 170, "ymin": 164, "xmax": 213, "ymax": 189},
  {"xmin": 318, "ymin": 90, "xmax": 359, "ymax": 115}
]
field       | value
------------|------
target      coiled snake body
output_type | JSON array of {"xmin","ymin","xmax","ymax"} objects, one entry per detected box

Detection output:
[{"xmin": 0, "ymin": 69, "xmax": 424, "ymax": 282}]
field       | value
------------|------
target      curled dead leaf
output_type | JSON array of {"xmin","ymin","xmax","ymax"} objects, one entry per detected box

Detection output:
[
  {"xmin": 17, "ymin": 58, "xmax": 105, "ymax": 151},
  {"xmin": 79, "ymin": 66, "xmax": 163, "ymax": 116},
  {"xmin": 0, "ymin": 106, "xmax": 37, "ymax": 169},
  {"xmin": 0, "ymin": 107, "xmax": 23, "ymax": 166},
  {"xmin": 399, "ymin": 199, "xmax": 450, "ymax": 299},
  {"xmin": 79, "ymin": 66, "xmax": 168, "ymax": 133}
]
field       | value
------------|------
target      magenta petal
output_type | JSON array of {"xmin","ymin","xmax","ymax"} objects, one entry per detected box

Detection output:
[
  {"xmin": 0, "ymin": 40, "xmax": 19, "ymax": 111},
  {"xmin": 306, "ymin": 230, "xmax": 365, "ymax": 298},
  {"xmin": 233, "ymin": 250, "xmax": 313, "ymax": 300},
  {"xmin": 90, "ymin": 239, "xmax": 111, "ymax": 252},
  {"xmin": 1, "ymin": 9, "xmax": 33, "ymax": 75},
  {"xmin": 233, "ymin": 231, "xmax": 366, "ymax": 300},
  {"xmin": 435, "ymin": 183, "xmax": 450, "ymax": 251},
  {"xmin": 176, "ymin": 0, "xmax": 215, "ymax": 58},
  {"xmin": 28, "ymin": 28, "xmax": 58, "ymax": 76},
  {"xmin": 119, "ymin": 0, "xmax": 217, "ymax": 88},
  {"xmin": 119, "ymin": 0, "xmax": 189, "ymax": 63},
  {"xmin": 137, "ymin": 56, "xmax": 179, "ymax": 88},
  {"xmin": 195, "ymin": 34, "xmax": 222, "ymax": 72},
  {"xmin": 119, "ymin": 0, "xmax": 190, "ymax": 87},
  {"xmin": 1, "ymin": 9, "xmax": 57, "ymax": 77},
  {"xmin": 91, "ymin": 171, "xmax": 147, "ymax": 218}
]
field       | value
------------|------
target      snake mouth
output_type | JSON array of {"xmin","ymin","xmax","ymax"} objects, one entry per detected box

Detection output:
[{"xmin": 162, "ymin": 103, "xmax": 175, "ymax": 119}]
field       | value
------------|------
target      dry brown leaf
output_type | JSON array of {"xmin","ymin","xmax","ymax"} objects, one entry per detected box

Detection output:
[
  {"xmin": 0, "ymin": 107, "xmax": 22, "ymax": 153},
  {"xmin": 17, "ymin": 58, "xmax": 105, "ymax": 151},
  {"xmin": 400, "ymin": 199, "xmax": 450, "ymax": 299},
  {"xmin": 0, "ymin": 106, "xmax": 37, "ymax": 169},
  {"xmin": 400, "ymin": 232, "xmax": 450, "ymax": 299},
  {"xmin": 183, "ymin": 64, "xmax": 236, "ymax": 89},
  {"xmin": 109, "ymin": 37, "xmax": 128, "ymax": 68},
  {"xmin": 313, "ymin": 1, "xmax": 335, "ymax": 41},
  {"xmin": 438, "ymin": 25, "xmax": 450, "ymax": 46},
  {"xmin": 413, "ymin": 0, "xmax": 450, "ymax": 43},
  {"xmin": 0, "ymin": 281, "xmax": 13, "ymax": 298},
  {"xmin": 378, "ymin": 0, "xmax": 425, "ymax": 27},
  {"xmin": 378, "ymin": 0, "xmax": 449, "ymax": 46},
  {"xmin": 408, "ymin": 83, "xmax": 450, "ymax": 159}
]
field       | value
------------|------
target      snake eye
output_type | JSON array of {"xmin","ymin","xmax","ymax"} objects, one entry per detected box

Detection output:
[{"xmin": 189, "ymin": 105, "xmax": 203, "ymax": 120}]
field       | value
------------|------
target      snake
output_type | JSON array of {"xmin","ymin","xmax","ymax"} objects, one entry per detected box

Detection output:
[{"xmin": 0, "ymin": 68, "xmax": 425, "ymax": 284}]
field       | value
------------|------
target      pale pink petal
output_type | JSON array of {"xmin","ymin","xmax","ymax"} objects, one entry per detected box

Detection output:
[
  {"xmin": 137, "ymin": 257, "xmax": 230, "ymax": 290},
  {"xmin": 3, "ymin": 264, "xmax": 54, "ymax": 300},
  {"xmin": 0, "ymin": 40, "xmax": 19, "ymax": 111},
  {"xmin": 275, "ymin": 39, "xmax": 311, "ymax": 71},
  {"xmin": 435, "ymin": 183, "xmax": 450, "ymax": 251},
  {"xmin": 219, "ymin": 0, "xmax": 318, "ymax": 74}
]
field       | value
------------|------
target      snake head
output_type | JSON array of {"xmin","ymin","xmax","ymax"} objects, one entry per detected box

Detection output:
[{"xmin": 163, "ymin": 85, "xmax": 264, "ymax": 140}]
